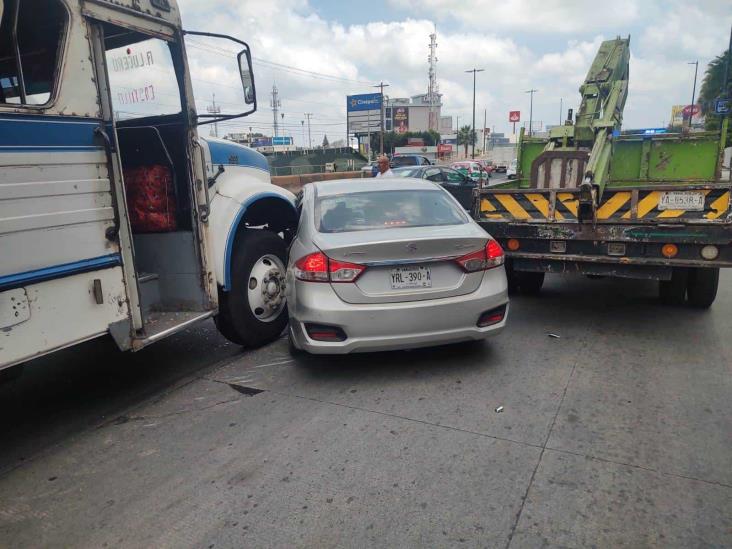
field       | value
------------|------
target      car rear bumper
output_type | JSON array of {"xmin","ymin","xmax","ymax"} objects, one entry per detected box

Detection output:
[{"xmin": 288, "ymin": 269, "xmax": 508, "ymax": 354}]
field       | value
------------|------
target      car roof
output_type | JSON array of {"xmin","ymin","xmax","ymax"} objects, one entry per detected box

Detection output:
[{"xmin": 311, "ymin": 177, "xmax": 440, "ymax": 197}]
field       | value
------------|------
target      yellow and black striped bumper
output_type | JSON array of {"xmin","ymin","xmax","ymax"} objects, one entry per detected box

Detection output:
[{"xmin": 478, "ymin": 187, "xmax": 731, "ymax": 223}]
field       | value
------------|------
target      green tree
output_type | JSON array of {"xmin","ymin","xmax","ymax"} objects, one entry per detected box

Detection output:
[
  {"xmin": 698, "ymin": 48, "xmax": 731, "ymax": 140},
  {"xmin": 457, "ymin": 125, "xmax": 476, "ymax": 157},
  {"xmin": 322, "ymin": 134, "xmax": 329, "ymax": 148}
]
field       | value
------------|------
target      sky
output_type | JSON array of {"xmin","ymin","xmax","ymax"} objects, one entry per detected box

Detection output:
[{"xmin": 174, "ymin": 0, "xmax": 731, "ymax": 146}]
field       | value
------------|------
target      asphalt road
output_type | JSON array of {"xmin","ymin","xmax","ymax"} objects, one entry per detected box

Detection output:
[{"xmin": 1, "ymin": 272, "xmax": 731, "ymax": 548}]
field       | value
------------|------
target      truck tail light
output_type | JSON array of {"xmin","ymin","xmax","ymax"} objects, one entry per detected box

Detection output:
[
  {"xmin": 294, "ymin": 252, "xmax": 366, "ymax": 283},
  {"xmin": 456, "ymin": 240, "xmax": 505, "ymax": 272},
  {"xmin": 661, "ymin": 243, "xmax": 678, "ymax": 258}
]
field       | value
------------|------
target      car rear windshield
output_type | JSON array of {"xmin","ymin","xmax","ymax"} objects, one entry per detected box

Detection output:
[
  {"xmin": 391, "ymin": 156, "xmax": 418, "ymax": 167},
  {"xmin": 316, "ymin": 189, "xmax": 467, "ymax": 233},
  {"xmin": 392, "ymin": 168, "xmax": 421, "ymax": 177}
]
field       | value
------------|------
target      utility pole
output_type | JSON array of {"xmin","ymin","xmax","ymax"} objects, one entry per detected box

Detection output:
[
  {"xmin": 559, "ymin": 97, "xmax": 563, "ymax": 125},
  {"xmin": 270, "ymin": 84, "xmax": 281, "ymax": 137},
  {"xmin": 482, "ymin": 109, "xmax": 487, "ymax": 153},
  {"xmin": 304, "ymin": 113, "xmax": 313, "ymax": 149},
  {"xmin": 300, "ymin": 120, "xmax": 305, "ymax": 149},
  {"xmin": 374, "ymin": 81, "xmax": 390, "ymax": 155},
  {"xmin": 428, "ymin": 30, "xmax": 439, "ymax": 132},
  {"xmin": 525, "ymin": 89, "xmax": 538, "ymax": 137},
  {"xmin": 465, "ymin": 68, "xmax": 484, "ymax": 159},
  {"xmin": 206, "ymin": 93, "xmax": 221, "ymax": 137},
  {"xmin": 687, "ymin": 60, "xmax": 699, "ymax": 128}
]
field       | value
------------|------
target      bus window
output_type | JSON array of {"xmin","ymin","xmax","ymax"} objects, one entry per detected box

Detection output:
[{"xmin": 0, "ymin": 0, "xmax": 68, "ymax": 105}]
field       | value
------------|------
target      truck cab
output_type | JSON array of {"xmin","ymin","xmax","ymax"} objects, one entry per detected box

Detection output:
[{"xmin": 1, "ymin": 0, "xmax": 297, "ymax": 370}]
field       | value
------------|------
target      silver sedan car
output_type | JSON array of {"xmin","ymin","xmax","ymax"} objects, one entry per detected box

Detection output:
[{"xmin": 286, "ymin": 178, "xmax": 509, "ymax": 354}]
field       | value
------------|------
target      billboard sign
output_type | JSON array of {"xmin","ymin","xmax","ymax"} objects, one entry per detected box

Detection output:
[
  {"xmin": 509, "ymin": 111, "xmax": 520, "ymax": 122},
  {"xmin": 272, "ymin": 136, "xmax": 292, "ymax": 145},
  {"xmin": 394, "ymin": 106, "xmax": 409, "ymax": 133},
  {"xmin": 347, "ymin": 93, "xmax": 382, "ymax": 112},
  {"xmin": 347, "ymin": 93, "xmax": 382, "ymax": 136},
  {"xmin": 671, "ymin": 104, "xmax": 704, "ymax": 127},
  {"xmin": 252, "ymin": 137, "xmax": 272, "ymax": 147}
]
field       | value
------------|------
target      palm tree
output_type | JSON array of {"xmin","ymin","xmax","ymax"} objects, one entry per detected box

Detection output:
[
  {"xmin": 457, "ymin": 125, "xmax": 476, "ymax": 157},
  {"xmin": 699, "ymin": 48, "xmax": 731, "ymax": 141}
]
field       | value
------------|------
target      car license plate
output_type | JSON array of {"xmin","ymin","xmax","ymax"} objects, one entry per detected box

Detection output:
[
  {"xmin": 390, "ymin": 266, "xmax": 432, "ymax": 289},
  {"xmin": 658, "ymin": 191, "xmax": 705, "ymax": 211}
]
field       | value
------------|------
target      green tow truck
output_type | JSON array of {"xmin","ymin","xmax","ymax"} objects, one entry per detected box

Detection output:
[{"xmin": 475, "ymin": 37, "xmax": 731, "ymax": 307}]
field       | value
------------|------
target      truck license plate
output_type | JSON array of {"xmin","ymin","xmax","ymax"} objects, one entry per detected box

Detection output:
[
  {"xmin": 390, "ymin": 266, "xmax": 432, "ymax": 289},
  {"xmin": 658, "ymin": 191, "xmax": 705, "ymax": 211}
]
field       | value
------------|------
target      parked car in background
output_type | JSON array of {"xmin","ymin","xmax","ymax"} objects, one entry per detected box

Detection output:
[
  {"xmin": 476, "ymin": 159, "xmax": 494, "ymax": 175},
  {"xmin": 391, "ymin": 154, "xmax": 432, "ymax": 168},
  {"xmin": 361, "ymin": 161, "xmax": 378, "ymax": 176},
  {"xmin": 507, "ymin": 159, "xmax": 517, "ymax": 179},
  {"xmin": 391, "ymin": 166, "xmax": 477, "ymax": 210},
  {"xmin": 286, "ymin": 178, "xmax": 508, "ymax": 354},
  {"xmin": 493, "ymin": 162, "xmax": 508, "ymax": 173},
  {"xmin": 450, "ymin": 161, "xmax": 489, "ymax": 186}
]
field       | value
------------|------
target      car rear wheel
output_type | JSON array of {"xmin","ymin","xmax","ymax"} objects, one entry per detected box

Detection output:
[
  {"xmin": 686, "ymin": 267, "xmax": 719, "ymax": 308},
  {"xmin": 658, "ymin": 267, "xmax": 688, "ymax": 306},
  {"xmin": 215, "ymin": 230, "xmax": 288, "ymax": 347}
]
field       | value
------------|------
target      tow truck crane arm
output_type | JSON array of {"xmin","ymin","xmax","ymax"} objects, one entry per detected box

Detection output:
[{"xmin": 528, "ymin": 36, "xmax": 630, "ymax": 221}]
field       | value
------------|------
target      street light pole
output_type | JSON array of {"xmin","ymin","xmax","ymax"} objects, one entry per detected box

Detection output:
[
  {"xmin": 374, "ymin": 81, "xmax": 390, "ymax": 155},
  {"xmin": 525, "ymin": 89, "xmax": 538, "ymax": 136},
  {"xmin": 465, "ymin": 68, "xmax": 484, "ymax": 159},
  {"xmin": 688, "ymin": 60, "xmax": 699, "ymax": 128}
]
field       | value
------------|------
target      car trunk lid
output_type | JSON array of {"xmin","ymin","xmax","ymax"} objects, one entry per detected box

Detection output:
[{"xmin": 313, "ymin": 225, "xmax": 488, "ymax": 304}]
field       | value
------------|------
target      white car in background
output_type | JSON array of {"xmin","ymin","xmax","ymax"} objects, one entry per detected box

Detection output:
[{"xmin": 507, "ymin": 159, "xmax": 518, "ymax": 179}]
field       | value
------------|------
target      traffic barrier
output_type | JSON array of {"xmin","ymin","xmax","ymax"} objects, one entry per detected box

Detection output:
[{"xmin": 271, "ymin": 171, "xmax": 368, "ymax": 193}]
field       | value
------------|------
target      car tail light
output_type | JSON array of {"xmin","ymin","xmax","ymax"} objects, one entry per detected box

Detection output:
[
  {"xmin": 477, "ymin": 305, "xmax": 507, "ymax": 327},
  {"xmin": 294, "ymin": 252, "xmax": 329, "ymax": 282},
  {"xmin": 456, "ymin": 240, "xmax": 505, "ymax": 272},
  {"xmin": 294, "ymin": 252, "xmax": 366, "ymax": 283},
  {"xmin": 328, "ymin": 258, "xmax": 366, "ymax": 283},
  {"xmin": 305, "ymin": 323, "xmax": 347, "ymax": 342}
]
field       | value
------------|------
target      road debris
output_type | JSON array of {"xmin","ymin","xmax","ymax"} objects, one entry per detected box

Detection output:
[
  {"xmin": 547, "ymin": 333, "xmax": 561, "ymax": 339},
  {"xmin": 494, "ymin": 406, "xmax": 504, "ymax": 413}
]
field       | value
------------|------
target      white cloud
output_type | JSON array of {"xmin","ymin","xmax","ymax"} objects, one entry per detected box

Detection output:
[
  {"xmin": 176, "ymin": 0, "xmax": 731, "ymax": 141},
  {"xmin": 388, "ymin": 0, "xmax": 641, "ymax": 33}
]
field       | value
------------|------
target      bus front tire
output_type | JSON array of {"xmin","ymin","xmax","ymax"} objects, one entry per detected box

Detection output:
[{"xmin": 215, "ymin": 230, "xmax": 289, "ymax": 347}]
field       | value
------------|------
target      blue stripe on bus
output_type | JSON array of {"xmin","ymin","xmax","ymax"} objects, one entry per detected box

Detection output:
[
  {"xmin": 0, "ymin": 254, "xmax": 122, "ymax": 292},
  {"xmin": 0, "ymin": 114, "xmax": 101, "ymax": 151}
]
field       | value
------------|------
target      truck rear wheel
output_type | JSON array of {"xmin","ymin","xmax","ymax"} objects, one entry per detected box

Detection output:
[
  {"xmin": 215, "ymin": 230, "xmax": 288, "ymax": 347},
  {"xmin": 517, "ymin": 271, "xmax": 544, "ymax": 295},
  {"xmin": 658, "ymin": 268, "xmax": 688, "ymax": 306},
  {"xmin": 686, "ymin": 268, "xmax": 719, "ymax": 308}
]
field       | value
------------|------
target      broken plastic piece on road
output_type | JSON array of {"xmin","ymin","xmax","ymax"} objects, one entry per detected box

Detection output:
[
  {"xmin": 547, "ymin": 333, "xmax": 561, "ymax": 339},
  {"xmin": 494, "ymin": 406, "xmax": 504, "ymax": 413}
]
